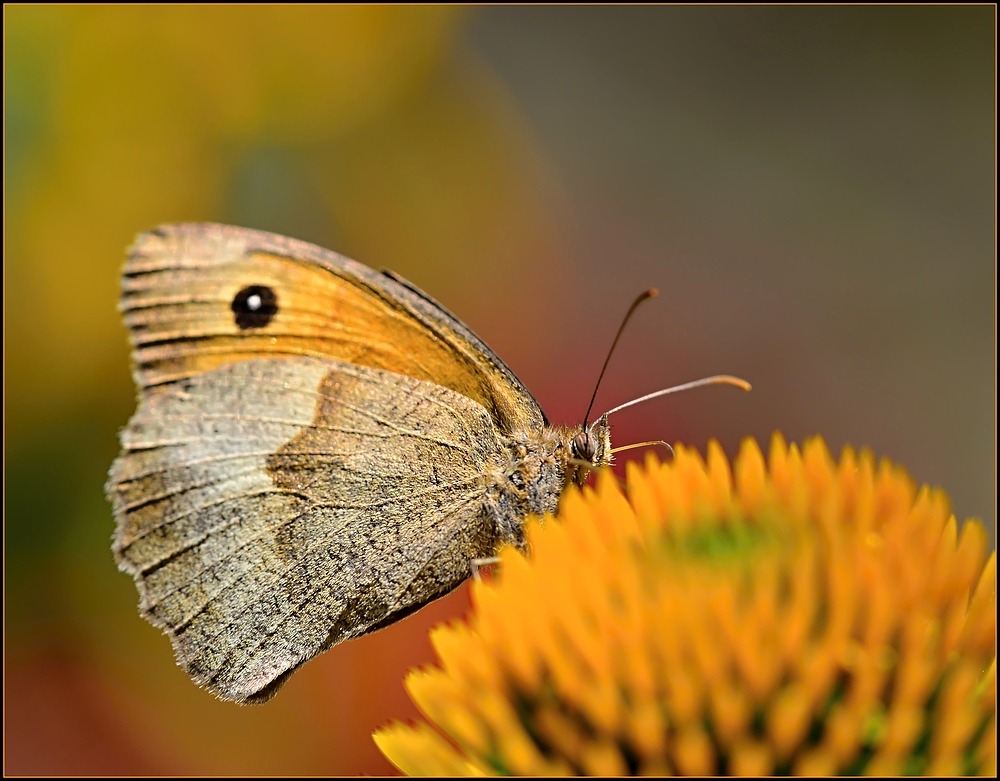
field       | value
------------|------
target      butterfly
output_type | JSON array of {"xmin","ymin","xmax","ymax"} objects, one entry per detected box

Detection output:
[{"xmin": 106, "ymin": 223, "xmax": 615, "ymax": 704}]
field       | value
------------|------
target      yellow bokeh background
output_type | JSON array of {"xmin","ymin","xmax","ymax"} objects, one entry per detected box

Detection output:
[{"xmin": 5, "ymin": 6, "xmax": 993, "ymax": 775}]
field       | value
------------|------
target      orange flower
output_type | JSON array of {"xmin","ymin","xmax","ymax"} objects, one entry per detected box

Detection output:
[{"xmin": 374, "ymin": 434, "xmax": 996, "ymax": 775}]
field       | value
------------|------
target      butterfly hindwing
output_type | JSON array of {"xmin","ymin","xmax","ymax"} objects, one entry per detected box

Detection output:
[{"xmin": 109, "ymin": 356, "xmax": 506, "ymax": 702}]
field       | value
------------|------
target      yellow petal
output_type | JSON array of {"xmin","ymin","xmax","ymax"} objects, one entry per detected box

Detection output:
[{"xmin": 373, "ymin": 720, "xmax": 486, "ymax": 776}]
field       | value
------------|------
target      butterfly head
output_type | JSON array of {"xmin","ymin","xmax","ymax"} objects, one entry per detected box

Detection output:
[{"xmin": 568, "ymin": 414, "xmax": 612, "ymax": 486}]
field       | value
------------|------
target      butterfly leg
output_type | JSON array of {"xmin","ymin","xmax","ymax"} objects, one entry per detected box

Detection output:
[{"xmin": 470, "ymin": 556, "xmax": 501, "ymax": 582}]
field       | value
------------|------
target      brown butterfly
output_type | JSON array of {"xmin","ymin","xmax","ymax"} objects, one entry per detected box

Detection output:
[{"xmin": 106, "ymin": 223, "xmax": 618, "ymax": 704}]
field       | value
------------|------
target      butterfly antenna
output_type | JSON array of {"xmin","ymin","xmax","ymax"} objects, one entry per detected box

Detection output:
[
  {"xmin": 601, "ymin": 375, "xmax": 751, "ymax": 419},
  {"xmin": 582, "ymin": 288, "xmax": 659, "ymax": 429}
]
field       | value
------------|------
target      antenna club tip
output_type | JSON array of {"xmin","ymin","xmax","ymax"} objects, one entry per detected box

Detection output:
[
  {"xmin": 646, "ymin": 288, "xmax": 659, "ymax": 298},
  {"xmin": 719, "ymin": 375, "xmax": 753, "ymax": 392}
]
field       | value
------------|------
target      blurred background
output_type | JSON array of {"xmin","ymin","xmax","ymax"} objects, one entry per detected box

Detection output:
[{"xmin": 4, "ymin": 6, "xmax": 994, "ymax": 775}]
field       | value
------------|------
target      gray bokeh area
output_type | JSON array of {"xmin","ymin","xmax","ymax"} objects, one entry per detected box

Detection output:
[{"xmin": 466, "ymin": 6, "xmax": 995, "ymax": 545}]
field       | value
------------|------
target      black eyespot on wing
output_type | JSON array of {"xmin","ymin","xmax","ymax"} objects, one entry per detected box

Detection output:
[{"xmin": 232, "ymin": 285, "xmax": 278, "ymax": 330}]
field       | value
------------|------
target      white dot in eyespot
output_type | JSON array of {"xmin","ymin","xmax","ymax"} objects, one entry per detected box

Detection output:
[{"xmin": 246, "ymin": 293, "xmax": 262, "ymax": 311}]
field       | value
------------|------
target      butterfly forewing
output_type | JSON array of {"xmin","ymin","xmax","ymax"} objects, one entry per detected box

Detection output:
[{"xmin": 121, "ymin": 224, "xmax": 546, "ymax": 435}]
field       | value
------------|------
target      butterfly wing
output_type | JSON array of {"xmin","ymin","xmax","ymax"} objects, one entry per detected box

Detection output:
[
  {"xmin": 121, "ymin": 223, "xmax": 546, "ymax": 434},
  {"xmin": 111, "ymin": 223, "xmax": 545, "ymax": 701},
  {"xmin": 109, "ymin": 356, "xmax": 507, "ymax": 703}
]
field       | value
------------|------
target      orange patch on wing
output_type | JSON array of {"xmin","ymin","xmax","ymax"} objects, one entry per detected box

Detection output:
[{"xmin": 121, "ymin": 225, "xmax": 543, "ymax": 434}]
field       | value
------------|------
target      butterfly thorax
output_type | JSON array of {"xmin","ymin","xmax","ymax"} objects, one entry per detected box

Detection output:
[{"xmin": 486, "ymin": 415, "xmax": 611, "ymax": 550}]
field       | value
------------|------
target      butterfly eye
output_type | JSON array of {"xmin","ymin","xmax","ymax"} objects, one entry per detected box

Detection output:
[
  {"xmin": 571, "ymin": 431, "xmax": 597, "ymax": 463},
  {"xmin": 232, "ymin": 285, "xmax": 278, "ymax": 330}
]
